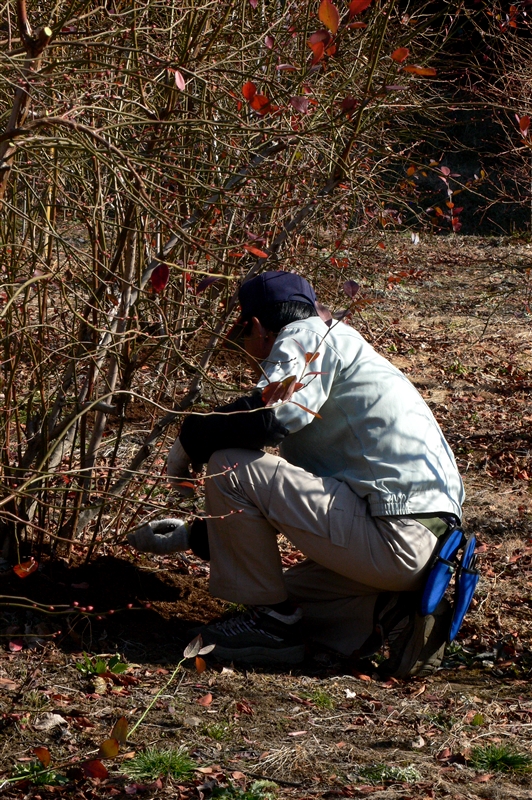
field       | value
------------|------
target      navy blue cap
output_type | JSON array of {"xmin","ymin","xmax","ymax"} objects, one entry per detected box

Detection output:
[{"xmin": 239, "ymin": 271, "xmax": 316, "ymax": 320}]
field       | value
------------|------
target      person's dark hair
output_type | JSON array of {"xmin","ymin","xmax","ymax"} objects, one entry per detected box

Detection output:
[{"xmin": 242, "ymin": 300, "xmax": 317, "ymax": 336}]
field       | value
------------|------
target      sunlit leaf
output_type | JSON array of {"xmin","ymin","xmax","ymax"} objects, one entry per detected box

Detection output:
[
  {"xmin": 305, "ymin": 351, "xmax": 320, "ymax": 363},
  {"xmin": 242, "ymin": 81, "xmax": 256, "ymax": 101},
  {"xmin": 406, "ymin": 165, "xmax": 416, "ymax": 176},
  {"xmin": 82, "ymin": 760, "xmax": 109, "ymax": 779},
  {"xmin": 199, "ymin": 643, "xmax": 216, "ymax": 655},
  {"xmin": 290, "ymin": 96, "xmax": 309, "ymax": 113},
  {"xmin": 99, "ymin": 738, "xmax": 120, "ymax": 759},
  {"xmin": 174, "ymin": 69, "xmax": 186, "ymax": 91},
  {"xmin": 343, "ymin": 280, "xmax": 360, "ymax": 298},
  {"xmin": 195, "ymin": 656, "xmax": 206, "ymax": 674},
  {"xmin": 184, "ymin": 634, "xmax": 203, "ymax": 659},
  {"xmin": 243, "ymin": 244, "xmax": 269, "ymax": 258},
  {"xmin": 391, "ymin": 47, "xmax": 409, "ymax": 63},
  {"xmin": 34, "ymin": 747, "xmax": 51, "ymax": 767},
  {"xmin": 13, "ymin": 558, "xmax": 38, "ymax": 578},
  {"xmin": 250, "ymin": 94, "xmax": 271, "ymax": 114},
  {"xmin": 318, "ymin": 0, "xmax": 340, "ymax": 34},
  {"xmin": 110, "ymin": 716, "xmax": 128, "ymax": 745},
  {"xmin": 197, "ymin": 692, "xmax": 213, "ymax": 706},
  {"xmin": 402, "ymin": 65, "xmax": 437, "ymax": 76},
  {"xmin": 150, "ymin": 263, "xmax": 169, "ymax": 293},
  {"xmin": 349, "ymin": 0, "xmax": 373, "ymax": 16}
]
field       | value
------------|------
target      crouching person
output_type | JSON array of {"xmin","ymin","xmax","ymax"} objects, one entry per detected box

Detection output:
[{"xmin": 128, "ymin": 271, "xmax": 464, "ymax": 677}]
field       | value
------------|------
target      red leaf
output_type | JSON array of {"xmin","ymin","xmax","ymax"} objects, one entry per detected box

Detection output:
[
  {"xmin": 242, "ymin": 81, "xmax": 256, "ymax": 101},
  {"xmin": 343, "ymin": 280, "xmax": 360, "ymax": 298},
  {"xmin": 318, "ymin": 0, "xmax": 340, "ymax": 34},
  {"xmin": 440, "ymin": 166, "xmax": 451, "ymax": 176},
  {"xmin": 250, "ymin": 94, "xmax": 271, "ymax": 114},
  {"xmin": 264, "ymin": 35, "xmax": 274, "ymax": 49},
  {"xmin": 243, "ymin": 244, "xmax": 269, "ymax": 258},
  {"xmin": 236, "ymin": 700, "xmax": 254, "ymax": 715},
  {"xmin": 110, "ymin": 716, "xmax": 128, "ymax": 745},
  {"xmin": 99, "ymin": 738, "xmax": 120, "ymax": 759},
  {"xmin": 34, "ymin": 747, "xmax": 51, "ymax": 767},
  {"xmin": 150, "ymin": 263, "xmax": 169, "ymax": 293},
  {"xmin": 196, "ymin": 275, "xmax": 221, "ymax": 294},
  {"xmin": 341, "ymin": 96, "xmax": 358, "ymax": 112},
  {"xmin": 249, "ymin": 0, "xmax": 257, "ymax": 7},
  {"xmin": 309, "ymin": 41, "xmax": 325, "ymax": 65},
  {"xmin": 82, "ymin": 760, "xmax": 109, "ymax": 779},
  {"xmin": 402, "ymin": 65, "xmax": 437, "ymax": 76},
  {"xmin": 197, "ymin": 692, "xmax": 213, "ymax": 706},
  {"xmin": 195, "ymin": 656, "xmax": 207, "ymax": 673},
  {"xmin": 349, "ymin": 0, "xmax": 373, "ymax": 15},
  {"xmin": 174, "ymin": 69, "xmax": 185, "ymax": 91},
  {"xmin": 305, "ymin": 351, "xmax": 320, "ymax": 364},
  {"xmin": 391, "ymin": 47, "xmax": 409, "ymax": 63},
  {"xmin": 290, "ymin": 96, "xmax": 309, "ymax": 113},
  {"xmin": 13, "ymin": 558, "xmax": 38, "ymax": 578},
  {"xmin": 308, "ymin": 29, "xmax": 332, "ymax": 45},
  {"xmin": 9, "ymin": 639, "xmax": 23, "ymax": 652},
  {"xmin": 518, "ymin": 114, "xmax": 530, "ymax": 135}
]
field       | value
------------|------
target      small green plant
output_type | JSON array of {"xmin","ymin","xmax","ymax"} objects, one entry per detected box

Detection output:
[
  {"xmin": 469, "ymin": 744, "xmax": 532, "ymax": 774},
  {"xmin": 203, "ymin": 722, "xmax": 231, "ymax": 741},
  {"xmin": 76, "ymin": 652, "xmax": 128, "ymax": 676},
  {"xmin": 301, "ymin": 689, "xmax": 335, "ymax": 710},
  {"xmin": 22, "ymin": 690, "xmax": 50, "ymax": 711},
  {"xmin": 357, "ymin": 764, "xmax": 421, "ymax": 784},
  {"xmin": 11, "ymin": 762, "xmax": 68, "ymax": 786},
  {"xmin": 213, "ymin": 780, "xmax": 278, "ymax": 800},
  {"xmin": 124, "ymin": 747, "xmax": 195, "ymax": 781}
]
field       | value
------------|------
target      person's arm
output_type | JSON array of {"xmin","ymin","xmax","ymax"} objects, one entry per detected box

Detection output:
[{"xmin": 177, "ymin": 390, "xmax": 289, "ymax": 464}]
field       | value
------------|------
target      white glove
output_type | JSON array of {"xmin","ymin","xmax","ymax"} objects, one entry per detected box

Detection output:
[
  {"xmin": 127, "ymin": 518, "xmax": 190, "ymax": 554},
  {"xmin": 167, "ymin": 437, "xmax": 194, "ymax": 497}
]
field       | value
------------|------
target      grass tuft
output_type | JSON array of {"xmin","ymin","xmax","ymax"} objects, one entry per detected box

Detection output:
[
  {"xmin": 469, "ymin": 743, "xmax": 532, "ymax": 774},
  {"xmin": 124, "ymin": 747, "xmax": 195, "ymax": 781},
  {"xmin": 357, "ymin": 763, "xmax": 421, "ymax": 784}
]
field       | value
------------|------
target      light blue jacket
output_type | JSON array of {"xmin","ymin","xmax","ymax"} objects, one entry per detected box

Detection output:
[{"xmin": 256, "ymin": 316, "xmax": 464, "ymax": 518}]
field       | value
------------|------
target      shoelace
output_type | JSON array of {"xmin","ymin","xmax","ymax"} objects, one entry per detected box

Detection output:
[{"xmin": 211, "ymin": 611, "xmax": 282, "ymax": 641}]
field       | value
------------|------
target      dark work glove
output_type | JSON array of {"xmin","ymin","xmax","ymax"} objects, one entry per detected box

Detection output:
[{"xmin": 179, "ymin": 390, "xmax": 289, "ymax": 465}]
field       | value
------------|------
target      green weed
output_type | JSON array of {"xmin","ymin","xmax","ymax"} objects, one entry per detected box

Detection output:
[
  {"xmin": 469, "ymin": 743, "xmax": 532, "ymax": 774},
  {"xmin": 213, "ymin": 779, "xmax": 278, "ymax": 800},
  {"xmin": 75, "ymin": 652, "xmax": 128, "ymax": 676},
  {"xmin": 357, "ymin": 764, "xmax": 421, "ymax": 784},
  {"xmin": 124, "ymin": 747, "xmax": 195, "ymax": 781},
  {"xmin": 11, "ymin": 762, "xmax": 68, "ymax": 786},
  {"xmin": 203, "ymin": 722, "xmax": 231, "ymax": 740},
  {"xmin": 301, "ymin": 689, "xmax": 335, "ymax": 709}
]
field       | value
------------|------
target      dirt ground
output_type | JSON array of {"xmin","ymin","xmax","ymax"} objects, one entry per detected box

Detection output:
[{"xmin": 1, "ymin": 234, "xmax": 532, "ymax": 800}]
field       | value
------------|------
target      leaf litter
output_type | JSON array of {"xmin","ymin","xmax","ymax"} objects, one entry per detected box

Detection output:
[{"xmin": 1, "ymin": 234, "xmax": 532, "ymax": 799}]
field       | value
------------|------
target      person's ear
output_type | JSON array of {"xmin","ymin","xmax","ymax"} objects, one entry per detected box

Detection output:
[{"xmin": 250, "ymin": 317, "xmax": 268, "ymax": 339}]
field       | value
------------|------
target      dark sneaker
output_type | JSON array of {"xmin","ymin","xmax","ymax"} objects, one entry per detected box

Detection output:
[
  {"xmin": 196, "ymin": 606, "xmax": 305, "ymax": 665},
  {"xmin": 379, "ymin": 597, "xmax": 452, "ymax": 679}
]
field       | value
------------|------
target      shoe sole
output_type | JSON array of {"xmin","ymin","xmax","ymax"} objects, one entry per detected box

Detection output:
[{"xmin": 211, "ymin": 644, "xmax": 305, "ymax": 665}]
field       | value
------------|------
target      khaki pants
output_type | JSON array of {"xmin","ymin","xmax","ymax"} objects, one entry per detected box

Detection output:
[{"xmin": 205, "ymin": 449, "xmax": 438, "ymax": 655}]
